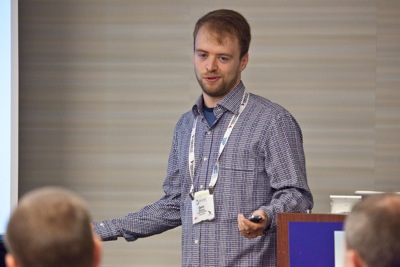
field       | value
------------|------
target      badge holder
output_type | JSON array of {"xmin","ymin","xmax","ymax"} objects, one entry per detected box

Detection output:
[{"xmin": 191, "ymin": 187, "xmax": 215, "ymax": 224}]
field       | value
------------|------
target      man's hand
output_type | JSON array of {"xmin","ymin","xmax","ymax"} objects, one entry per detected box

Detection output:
[{"xmin": 237, "ymin": 210, "xmax": 267, "ymax": 239}]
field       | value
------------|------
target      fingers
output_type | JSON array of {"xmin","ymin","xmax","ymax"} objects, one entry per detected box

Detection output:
[
  {"xmin": 240, "ymin": 228, "xmax": 260, "ymax": 239},
  {"xmin": 237, "ymin": 213, "xmax": 260, "ymax": 239},
  {"xmin": 237, "ymin": 214, "xmax": 250, "ymax": 237}
]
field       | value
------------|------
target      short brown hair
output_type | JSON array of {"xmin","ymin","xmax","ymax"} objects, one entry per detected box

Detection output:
[
  {"xmin": 5, "ymin": 187, "xmax": 94, "ymax": 267},
  {"xmin": 345, "ymin": 193, "xmax": 400, "ymax": 267},
  {"xmin": 193, "ymin": 9, "xmax": 251, "ymax": 59}
]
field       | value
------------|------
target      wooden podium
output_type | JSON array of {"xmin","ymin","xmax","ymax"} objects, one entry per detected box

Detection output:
[{"xmin": 277, "ymin": 213, "xmax": 347, "ymax": 267}]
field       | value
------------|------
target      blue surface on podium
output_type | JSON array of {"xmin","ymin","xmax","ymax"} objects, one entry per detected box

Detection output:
[{"xmin": 289, "ymin": 222, "xmax": 344, "ymax": 267}]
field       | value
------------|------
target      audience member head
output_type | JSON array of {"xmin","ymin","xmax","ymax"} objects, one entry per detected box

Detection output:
[
  {"xmin": 4, "ymin": 186, "xmax": 101, "ymax": 267},
  {"xmin": 344, "ymin": 193, "xmax": 400, "ymax": 267}
]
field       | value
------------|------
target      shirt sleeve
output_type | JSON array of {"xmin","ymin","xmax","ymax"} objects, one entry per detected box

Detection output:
[
  {"xmin": 93, "ymin": 126, "xmax": 183, "ymax": 242},
  {"xmin": 262, "ymin": 112, "xmax": 314, "ymax": 230}
]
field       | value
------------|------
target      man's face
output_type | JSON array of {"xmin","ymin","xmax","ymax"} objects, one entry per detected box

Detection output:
[{"xmin": 193, "ymin": 26, "xmax": 248, "ymax": 106}]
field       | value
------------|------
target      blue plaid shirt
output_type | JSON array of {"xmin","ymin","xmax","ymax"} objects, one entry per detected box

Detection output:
[{"xmin": 94, "ymin": 81, "xmax": 313, "ymax": 267}]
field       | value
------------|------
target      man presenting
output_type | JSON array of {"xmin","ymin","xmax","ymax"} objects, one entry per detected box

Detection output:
[{"xmin": 94, "ymin": 9, "xmax": 313, "ymax": 266}]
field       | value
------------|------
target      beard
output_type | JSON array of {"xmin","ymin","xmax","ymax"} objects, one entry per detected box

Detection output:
[{"xmin": 195, "ymin": 71, "xmax": 240, "ymax": 99}]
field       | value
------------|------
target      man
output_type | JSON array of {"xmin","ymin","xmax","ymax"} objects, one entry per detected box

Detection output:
[
  {"xmin": 94, "ymin": 9, "xmax": 313, "ymax": 266},
  {"xmin": 5, "ymin": 187, "xmax": 102, "ymax": 267},
  {"xmin": 344, "ymin": 193, "xmax": 400, "ymax": 267}
]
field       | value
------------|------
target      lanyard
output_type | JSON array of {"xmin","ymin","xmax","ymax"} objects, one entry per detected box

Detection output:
[{"xmin": 188, "ymin": 91, "xmax": 249, "ymax": 199}]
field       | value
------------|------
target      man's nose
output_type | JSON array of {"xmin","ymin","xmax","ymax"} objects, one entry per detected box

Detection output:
[{"xmin": 206, "ymin": 57, "xmax": 218, "ymax": 72}]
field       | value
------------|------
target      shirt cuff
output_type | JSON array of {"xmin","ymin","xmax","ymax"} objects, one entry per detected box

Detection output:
[
  {"xmin": 93, "ymin": 220, "xmax": 119, "ymax": 241},
  {"xmin": 262, "ymin": 207, "xmax": 275, "ymax": 233}
]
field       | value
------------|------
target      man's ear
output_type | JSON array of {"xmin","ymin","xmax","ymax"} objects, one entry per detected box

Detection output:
[
  {"xmin": 345, "ymin": 249, "xmax": 367, "ymax": 267},
  {"xmin": 240, "ymin": 53, "xmax": 249, "ymax": 72},
  {"xmin": 5, "ymin": 253, "xmax": 19, "ymax": 267},
  {"xmin": 93, "ymin": 236, "xmax": 102, "ymax": 267}
]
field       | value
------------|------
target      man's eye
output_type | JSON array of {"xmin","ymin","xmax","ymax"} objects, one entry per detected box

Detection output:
[
  {"xmin": 219, "ymin": 56, "xmax": 229, "ymax": 62},
  {"xmin": 197, "ymin": 53, "xmax": 207, "ymax": 59}
]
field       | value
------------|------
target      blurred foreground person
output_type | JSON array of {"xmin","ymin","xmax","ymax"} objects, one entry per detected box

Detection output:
[
  {"xmin": 344, "ymin": 193, "xmax": 400, "ymax": 267},
  {"xmin": 5, "ymin": 187, "xmax": 102, "ymax": 267}
]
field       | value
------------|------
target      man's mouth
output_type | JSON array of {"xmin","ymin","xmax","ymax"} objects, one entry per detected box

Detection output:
[{"xmin": 203, "ymin": 76, "xmax": 220, "ymax": 83}]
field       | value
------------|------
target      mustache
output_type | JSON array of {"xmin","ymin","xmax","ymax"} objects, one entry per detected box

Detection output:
[{"xmin": 202, "ymin": 72, "xmax": 221, "ymax": 77}]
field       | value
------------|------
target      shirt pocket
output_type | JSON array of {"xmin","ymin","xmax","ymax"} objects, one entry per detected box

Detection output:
[{"xmin": 215, "ymin": 162, "xmax": 255, "ymax": 221}]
